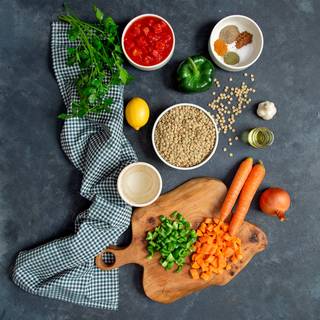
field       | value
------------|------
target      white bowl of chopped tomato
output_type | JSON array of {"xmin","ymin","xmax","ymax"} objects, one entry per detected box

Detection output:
[{"xmin": 122, "ymin": 14, "xmax": 175, "ymax": 71}]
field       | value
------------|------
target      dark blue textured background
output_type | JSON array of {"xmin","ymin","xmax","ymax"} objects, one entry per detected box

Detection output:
[{"xmin": 0, "ymin": 0, "xmax": 319, "ymax": 319}]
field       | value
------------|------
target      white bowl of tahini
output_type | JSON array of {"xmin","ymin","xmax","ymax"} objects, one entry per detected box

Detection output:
[
  {"xmin": 117, "ymin": 162, "xmax": 162, "ymax": 207},
  {"xmin": 152, "ymin": 103, "xmax": 219, "ymax": 170},
  {"xmin": 208, "ymin": 15, "xmax": 264, "ymax": 72}
]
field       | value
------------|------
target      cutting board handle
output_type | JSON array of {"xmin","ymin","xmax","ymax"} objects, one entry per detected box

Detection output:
[{"xmin": 95, "ymin": 245, "xmax": 139, "ymax": 271}]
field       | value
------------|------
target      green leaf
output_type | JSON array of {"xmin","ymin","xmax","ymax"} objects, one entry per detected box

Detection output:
[
  {"xmin": 118, "ymin": 67, "xmax": 130, "ymax": 84},
  {"xmin": 68, "ymin": 26, "xmax": 80, "ymax": 41},
  {"xmin": 88, "ymin": 93, "xmax": 97, "ymax": 104},
  {"xmin": 93, "ymin": 37, "xmax": 102, "ymax": 50},
  {"xmin": 67, "ymin": 54, "xmax": 76, "ymax": 66},
  {"xmin": 93, "ymin": 5, "xmax": 104, "ymax": 22},
  {"xmin": 103, "ymin": 98, "xmax": 113, "ymax": 106},
  {"xmin": 103, "ymin": 16, "xmax": 117, "ymax": 33},
  {"xmin": 58, "ymin": 113, "xmax": 69, "ymax": 120},
  {"xmin": 67, "ymin": 47, "xmax": 76, "ymax": 54},
  {"xmin": 90, "ymin": 78, "xmax": 101, "ymax": 87}
]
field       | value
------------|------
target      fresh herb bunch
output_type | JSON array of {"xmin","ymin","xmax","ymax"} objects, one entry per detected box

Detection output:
[
  {"xmin": 58, "ymin": 5, "xmax": 132, "ymax": 119},
  {"xmin": 146, "ymin": 211, "xmax": 197, "ymax": 272}
]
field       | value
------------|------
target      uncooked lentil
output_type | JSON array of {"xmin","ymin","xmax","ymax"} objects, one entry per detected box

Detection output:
[
  {"xmin": 207, "ymin": 75, "xmax": 256, "ymax": 157},
  {"xmin": 154, "ymin": 105, "xmax": 216, "ymax": 168},
  {"xmin": 208, "ymin": 79, "xmax": 255, "ymax": 135}
]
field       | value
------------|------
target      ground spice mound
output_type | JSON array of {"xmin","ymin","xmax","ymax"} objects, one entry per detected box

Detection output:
[
  {"xmin": 235, "ymin": 31, "xmax": 253, "ymax": 49},
  {"xmin": 219, "ymin": 25, "xmax": 240, "ymax": 44},
  {"xmin": 154, "ymin": 105, "xmax": 216, "ymax": 168}
]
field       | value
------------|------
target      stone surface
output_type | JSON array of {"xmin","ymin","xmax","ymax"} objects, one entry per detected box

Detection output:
[{"xmin": 0, "ymin": 0, "xmax": 319, "ymax": 319}]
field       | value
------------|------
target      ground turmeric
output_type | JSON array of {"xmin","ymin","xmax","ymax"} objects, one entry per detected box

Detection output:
[{"xmin": 214, "ymin": 39, "xmax": 228, "ymax": 56}]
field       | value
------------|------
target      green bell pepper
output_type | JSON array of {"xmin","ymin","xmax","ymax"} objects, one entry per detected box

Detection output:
[{"xmin": 176, "ymin": 55, "xmax": 215, "ymax": 93}]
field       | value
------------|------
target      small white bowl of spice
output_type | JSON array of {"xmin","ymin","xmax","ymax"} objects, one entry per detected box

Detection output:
[
  {"xmin": 208, "ymin": 15, "xmax": 264, "ymax": 72},
  {"xmin": 152, "ymin": 103, "xmax": 219, "ymax": 170}
]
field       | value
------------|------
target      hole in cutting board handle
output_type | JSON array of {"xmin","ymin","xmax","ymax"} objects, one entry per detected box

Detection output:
[{"xmin": 102, "ymin": 251, "xmax": 116, "ymax": 267}]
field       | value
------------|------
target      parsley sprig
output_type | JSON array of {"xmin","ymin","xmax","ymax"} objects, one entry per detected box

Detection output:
[{"xmin": 58, "ymin": 6, "xmax": 132, "ymax": 119}]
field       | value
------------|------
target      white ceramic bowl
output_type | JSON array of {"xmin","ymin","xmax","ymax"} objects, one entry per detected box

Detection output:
[
  {"xmin": 208, "ymin": 15, "xmax": 264, "ymax": 72},
  {"xmin": 121, "ymin": 14, "xmax": 175, "ymax": 71},
  {"xmin": 152, "ymin": 103, "xmax": 219, "ymax": 170},
  {"xmin": 117, "ymin": 162, "xmax": 162, "ymax": 207}
]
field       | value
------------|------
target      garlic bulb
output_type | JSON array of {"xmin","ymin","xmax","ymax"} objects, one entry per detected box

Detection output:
[{"xmin": 257, "ymin": 101, "xmax": 277, "ymax": 120}]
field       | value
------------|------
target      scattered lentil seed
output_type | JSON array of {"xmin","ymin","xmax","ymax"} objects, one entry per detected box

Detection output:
[
  {"xmin": 235, "ymin": 136, "xmax": 239, "ymax": 140},
  {"xmin": 223, "ymin": 147, "xmax": 227, "ymax": 152},
  {"xmin": 208, "ymin": 77, "xmax": 256, "ymax": 154},
  {"xmin": 229, "ymin": 153, "xmax": 233, "ymax": 157}
]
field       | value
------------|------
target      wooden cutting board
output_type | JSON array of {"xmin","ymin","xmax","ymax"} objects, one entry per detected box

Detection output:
[{"xmin": 96, "ymin": 178, "xmax": 268, "ymax": 303}]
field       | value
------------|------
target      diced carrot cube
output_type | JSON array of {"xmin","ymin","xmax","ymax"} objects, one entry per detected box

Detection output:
[
  {"xmin": 200, "ymin": 272, "xmax": 211, "ymax": 281},
  {"xmin": 200, "ymin": 223, "xmax": 207, "ymax": 233},
  {"xmin": 224, "ymin": 233, "xmax": 232, "ymax": 241},
  {"xmin": 222, "ymin": 224, "xmax": 229, "ymax": 232},
  {"xmin": 206, "ymin": 255, "xmax": 214, "ymax": 263},
  {"xmin": 224, "ymin": 247, "xmax": 234, "ymax": 258},
  {"xmin": 201, "ymin": 265, "xmax": 209, "ymax": 272},
  {"xmin": 218, "ymin": 255, "xmax": 227, "ymax": 268},
  {"xmin": 192, "ymin": 262, "xmax": 200, "ymax": 269},
  {"xmin": 196, "ymin": 229, "xmax": 203, "ymax": 236},
  {"xmin": 212, "ymin": 267, "xmax": 219, "ymax": 274},
  {"xmin": 207, "ymin": 224, "xmax": 214, "ymax": 232},
  {"xmin": 231, "ymin": 256, "xmax": 238, "ymax": 264},
  {"xmin": 213, "ymin": 218, "xmax": 220, "ymax": 224},
  {"xmin": 204, "ymin": 218, "xmax": 213, "ymax": 224},
  {"xmin": 190, "ymin": 269, "xmax": 199, "ymax": 279}
]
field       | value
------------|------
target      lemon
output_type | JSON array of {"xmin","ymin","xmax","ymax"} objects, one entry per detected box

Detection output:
[{"xmin": 125, "ymin": 97, "xmax": 150, "ymax": 130}]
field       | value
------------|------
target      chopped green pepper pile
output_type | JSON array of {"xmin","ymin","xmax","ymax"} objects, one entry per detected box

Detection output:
[{"xmin": 146, "ymin": 211, "xmax": 197, "ymax": 272}]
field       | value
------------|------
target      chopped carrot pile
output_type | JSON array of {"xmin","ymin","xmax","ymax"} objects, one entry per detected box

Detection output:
[{"xmin": 189, "ymin": 218, "xmax": 242, "ymax": 281}]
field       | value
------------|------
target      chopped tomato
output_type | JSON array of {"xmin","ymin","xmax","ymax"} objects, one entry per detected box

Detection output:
[
  {"xmin": 143, "ymin": 27, "xmax": 150, "ymax": 36},
  {"xmin": 124, "ymin": 16, "xmax": 174, "ymax": 66}
]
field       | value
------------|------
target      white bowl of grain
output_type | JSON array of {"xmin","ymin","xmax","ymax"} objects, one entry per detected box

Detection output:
[{"xmin": 152, "ymin": 103, "xmax": 219, "ymax": 170}]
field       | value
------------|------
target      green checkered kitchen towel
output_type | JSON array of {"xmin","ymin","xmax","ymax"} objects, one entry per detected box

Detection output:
[{"xmin": 12, "ymin": 22, "xmax": 137, "ymax": 310}]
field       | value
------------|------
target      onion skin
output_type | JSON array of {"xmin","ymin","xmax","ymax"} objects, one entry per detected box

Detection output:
[{"xmin": 259, "ymin": 188, "xmax": 291, "ymax": 221}]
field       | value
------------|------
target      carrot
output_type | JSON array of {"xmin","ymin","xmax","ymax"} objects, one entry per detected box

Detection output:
[
  {"xmin": 229, "ymin": 161, "xmax": 266, "ymax": 236},
  {"xmin": 189, "ymin": 218, "xmax": 243, "ymax": 281},
  {"xmin": 219, "ymin": 157, "xmax": 253, "ymax": 222}
]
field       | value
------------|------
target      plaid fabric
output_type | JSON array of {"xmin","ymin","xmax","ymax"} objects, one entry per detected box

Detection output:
[{"xmin": 12, "ymin": 22, "xmax": 137, "ymax": 310}]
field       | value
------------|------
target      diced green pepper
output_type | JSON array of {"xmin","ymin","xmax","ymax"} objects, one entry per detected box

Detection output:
[{"xmin": 145, "ymin": 211, "xmax": 198, "ymax": 272}]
